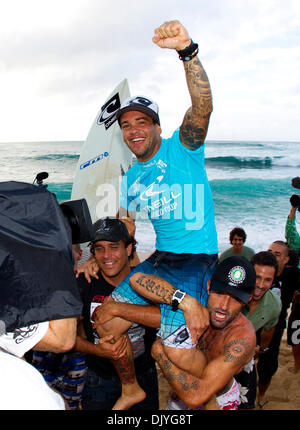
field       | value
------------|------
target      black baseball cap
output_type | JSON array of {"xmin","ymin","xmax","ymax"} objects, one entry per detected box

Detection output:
[
  {"xmin": 91, "ymin": 217, "xmax": 130, "ymax": 243},
  {"xmin": 116, "ymin": 95, "xmax": 160, "ymax": 125},
  {"xmin": 210, "ymin": 256, "xmax": 256, "ymax": 304}
]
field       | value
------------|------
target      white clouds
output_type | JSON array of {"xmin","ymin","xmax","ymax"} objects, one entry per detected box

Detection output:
[
  {"xmin": 0, "ymin": 0, "xmax": 299, "ymax": 141},
  {"xmin": 195, "ymin": 0, "xmax": 300, "ymax": 141}
]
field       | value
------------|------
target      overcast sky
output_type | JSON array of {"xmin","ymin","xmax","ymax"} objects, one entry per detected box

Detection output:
[{"xmin": 0, "ymin": 0, "xmax": 299, "ymax": 142}]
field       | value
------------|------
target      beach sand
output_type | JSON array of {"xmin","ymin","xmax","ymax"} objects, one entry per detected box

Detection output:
[{"xmin": 137, "ymin": 252, "xmax": 300, "ymax": 411}]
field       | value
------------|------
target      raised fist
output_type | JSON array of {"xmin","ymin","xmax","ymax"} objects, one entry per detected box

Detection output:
[{"xmin": 152, "ymin": 20, "xmax": 191, "ymax": 51}]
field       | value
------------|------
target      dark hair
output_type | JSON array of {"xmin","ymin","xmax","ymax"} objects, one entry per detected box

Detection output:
[
  {"xmin": 90, "ymin": 236, "xmax": 137, "ymax": 261},
  {"xmin": 125, "ymin": 236, "xmax": 137, "ymax": 261},
  {"xmin": 251, "ymin": 251, "xmax": 278, "ymax": 274},
  {"xmin": 288, "ymin": 249, "xmax": 299, "ymax": 267},
  {"xmin": 272, "ymin": 240, "xmax": 290, "ymax": 257},
  {"xmin": 230, "ymin": 227, "xmax": 247, "ymax": 243}
]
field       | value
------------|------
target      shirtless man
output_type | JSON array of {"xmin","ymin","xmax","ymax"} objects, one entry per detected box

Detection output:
[{"xmin": 130, "ymin": 256, "xmax": 257, "ymax": 409}]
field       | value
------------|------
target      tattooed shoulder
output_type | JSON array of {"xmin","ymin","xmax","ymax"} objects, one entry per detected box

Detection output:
[
  {"xmin": 180, "ymin": 119, "xmax": 209, "ymax": 150},
  {"xmin": 223, "ymin": 337, "xmax": 252, "ymax": 363}
]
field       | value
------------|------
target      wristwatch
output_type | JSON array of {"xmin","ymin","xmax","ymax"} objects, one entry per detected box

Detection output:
[{"xmin": 171, "ymin": 289, "xmax": 186, "ymax": 312}]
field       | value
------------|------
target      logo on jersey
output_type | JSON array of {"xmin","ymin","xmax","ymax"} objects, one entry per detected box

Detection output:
[{"xmin": 139, "ymin": 175, "xmax": 165, "ymax": 200}]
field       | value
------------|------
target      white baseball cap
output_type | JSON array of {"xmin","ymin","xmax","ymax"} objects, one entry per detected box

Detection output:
[{"xmin": 117, "ymin": 95, "xmax": 160, "ymax": 125}]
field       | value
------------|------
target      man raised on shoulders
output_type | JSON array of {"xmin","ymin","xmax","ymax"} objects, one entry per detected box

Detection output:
[
  {"xmin": 91, "ymin": 18, "xmax": 219, "ymax": 410},
  {"xmin": 92, "ymin": 21, "xmax": 218, "ymax": 409}
]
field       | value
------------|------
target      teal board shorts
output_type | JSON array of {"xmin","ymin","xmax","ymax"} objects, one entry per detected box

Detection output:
[{"xmin": 112, "ymin": 251, "xmax": 218, "ymax": 349}]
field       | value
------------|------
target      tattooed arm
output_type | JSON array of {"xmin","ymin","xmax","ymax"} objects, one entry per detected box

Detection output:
[
  {"xmin": 152, "ymin": 332, "xmax": 256, "ymax": 408},
  {"xmin": 179, "ymin": 57, "xmax": 212, "ymax": 150},
  {"xmin": 152, "ymin": 20, "xmax": 212, "ymax": 150},
  {"xmin": 130, "ymin": 272, "xmax": 209, "ymax": 343}
]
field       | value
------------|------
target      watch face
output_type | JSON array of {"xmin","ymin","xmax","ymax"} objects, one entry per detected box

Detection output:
[{"xmin": 174, "ymin": 291, "xmax": 185, "ymax": 300}]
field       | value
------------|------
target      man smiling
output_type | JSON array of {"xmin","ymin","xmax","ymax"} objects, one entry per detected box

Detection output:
[
  {"xmin": 75, "ymin": 218, "xmax": 159, "ymax": 410},
  {"xmin": 219, "ymin": 227, "xmax": 255, "ymax": 262},
  {"xmin": 255, "ymin": 241, "xmax": 299, "ymax": 407},
  {"xmin": 235, "ymin": 251, "xmax": 281, "ymax": 409},
  {"xmin": 119, "ymin": 109, "xmax": 161, "ymax": 162}
]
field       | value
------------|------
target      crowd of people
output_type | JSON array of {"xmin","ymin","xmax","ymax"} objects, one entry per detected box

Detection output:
[{"xmin": 0, "ymin": 19, "xmax": 299, "ymax": 411}]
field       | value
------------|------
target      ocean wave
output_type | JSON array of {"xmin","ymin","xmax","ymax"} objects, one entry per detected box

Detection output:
[
  {"xmin": 25, "ymin": 154, "xmax": 80, "ymax": 162},
  {"xmin": 47, "ymin": 182, "xmax": 73, "ymax": 202},
  {"xmin": 205, "ymin": 156, "xmax": 273, "ymax": 168},
  {"xmin": 272, "ymin": 155, "xmax": 300, "ymax": 168},
  {"xmin": 207, "ymin": 140, "xmax": 265, "ymax": 148},
  {"xmin": 205, "ymin": 155, "xmax": 300, "ymax": 169},
  {"xmin": 210, "ymin": 177, "xmax": 294, "ymax": 203}
]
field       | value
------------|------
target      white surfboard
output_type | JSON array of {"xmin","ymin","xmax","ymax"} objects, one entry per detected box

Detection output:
[{"xmin": 71, "ymin": 79, "xmax": 132, "ymax": 223}]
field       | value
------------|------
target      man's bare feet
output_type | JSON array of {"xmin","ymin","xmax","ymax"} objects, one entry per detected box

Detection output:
[
  {"xmin": 257, "ymin": 395, "xmax": 269, "ymax": 409},
  {"xmin": 112, "ymin": 385, "xmax": 146, "ymax": 410}
]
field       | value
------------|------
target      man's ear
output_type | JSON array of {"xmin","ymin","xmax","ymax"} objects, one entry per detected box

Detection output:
[
  {"xmin": 155, "ymin": 123, "xmax": 162, "ymax": 136},
  {"xmin": 207, "ymin": 279, "xmax": 211, "ymax": 294},
  {"xmin": 284, "ymin": 255, "xmax": 290, "ymax": 267},
  {"xmin": 127, "ymin": 243, "xmax": 133, "ymax": 258}
]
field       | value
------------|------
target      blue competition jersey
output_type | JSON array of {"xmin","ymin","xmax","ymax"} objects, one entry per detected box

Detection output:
[{"xmin": 120, "ymin": 129, "xmax": 218, "ymax": 255}]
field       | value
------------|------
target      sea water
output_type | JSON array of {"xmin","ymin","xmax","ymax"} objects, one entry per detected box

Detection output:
[{"xmin": 0, "ymin": 139, "xmax": 299, "ymax": 254}]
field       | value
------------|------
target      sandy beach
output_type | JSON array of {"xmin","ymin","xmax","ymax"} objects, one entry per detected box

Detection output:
[{"xmin": 138, "ymin": 252, "xmax": 300, "ymax": 411}]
